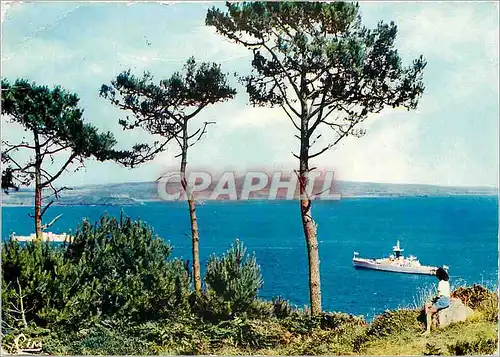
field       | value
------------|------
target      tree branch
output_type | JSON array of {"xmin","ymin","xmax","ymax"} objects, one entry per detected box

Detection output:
[
  {"xmin": 40, "ymin": 200, "xmax": 54, "ymax": 218},
  {"xmin": 280, "ymin": 104, "xmax": 301, "ymax": 131},
  {"xmin": 42, "ymin": 145, "xmax": 71, "ymax": 157},
  {"xmin": 262, "ymin": 42, "xmax": 302, "ymax": 104},
  {"xmin": 41, "ymin": 153, "xmax": 77, "ymax": 186},
  {"xmin": 41, "ymin": 214, "xmax": 63, "ymax": 230},
  {"xmin": 188, "ymin": 121, "xmax": 215, "ymax": 147},
  {"xmin": 274, "ymin": 78, "xmax": 301, "ymax": 118},
  {"xmin": 308, "ymin": 143, "xmax": 334, "ymax": 159},
  {"xmin": 185, "ymin": 103, "xmax": 209, "ymax": 121}
]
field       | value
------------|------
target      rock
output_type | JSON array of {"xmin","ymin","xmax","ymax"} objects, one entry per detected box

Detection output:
[{"xmin": 434, "ymin": 298, "xmax": 474, "ymax": 328}]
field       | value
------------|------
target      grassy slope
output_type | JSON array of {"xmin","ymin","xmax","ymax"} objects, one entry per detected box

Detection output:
[
  {"xmin": 214, "ymin": 317, "xmax": 498, "ymax": 356},
  {"xmin": 360, "ymin": 316, "xmax": 497, "ymax": 356},
  {"xmin": 6, "ymin": 307, "xmax": 498, "ymax": 355},
  {"xmin": 151, "ymin": 312, "xmax": 498, "ymax": 356}
]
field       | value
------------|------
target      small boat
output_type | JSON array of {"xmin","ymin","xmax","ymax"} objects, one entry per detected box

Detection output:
[
  {"xmin": 353, "ymin": 240, "xmax": 447, "ymax": 275},
  {"xmin": 12, "ymin": 232, "xmax": 72, "ymax": 243}
]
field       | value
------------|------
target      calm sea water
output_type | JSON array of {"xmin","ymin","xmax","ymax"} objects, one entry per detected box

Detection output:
[{"xmin": 2, "ymin": 196, "xmax": 498, "ymax": 320}]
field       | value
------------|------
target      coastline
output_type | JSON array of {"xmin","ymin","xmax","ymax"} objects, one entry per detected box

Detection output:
[{"xmin": 2, "ymin": 193, "xmax": 498, "ymax": 207}]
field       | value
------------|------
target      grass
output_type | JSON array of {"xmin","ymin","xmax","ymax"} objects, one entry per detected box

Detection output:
[
  {"xmin": 360, "ymin": 317, "xmax": 497, "ymax": 356},
  {"xmin": 358, "ymin": 285, "xmax": 499, "ymax": 356},
  {"xmin": 410, "ymin": 284, "xmax": 436, "ymax": 310}
]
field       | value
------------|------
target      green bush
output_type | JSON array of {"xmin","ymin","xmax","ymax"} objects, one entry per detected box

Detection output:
[
  {"xmin": 280, "ymin": 310, "xmax": 319, "ymax": 334},
  {"xmin": 319, "ymin": 312, "xmax": 366, "ymax": 331},
  {"xmin": 477, "ymin": 293, "xmax": 499, "ymax": 322},
  {"xmin": 447, "ymin": 337, "xmax": 498, "ymax": 355},
  {"xmin": 130, "ymin": 317, "xmax": 210, "ymax": 355},
  {"xmin": 282, "ymin": 317, "xmax": 366, "ymax": 356},
  {"xmin": 69, "ymin": 326, "xmax": 155, "ymax": 355},
  {"xmin": 203, "ymin": 239, "xmax": 263, "ymax": 318},
  {"xmin": 64, "ymin": 214, "xmax": 191, "ymax": 322},
  {"xmin": 423, "ymin": 342, "xmax": 443, "ymax": 356},
  {"xmin": 272, "ymin": 296, "xmax": 293, "ymax": 319},
  {"xmin": 2, "ymin": 214, "xmax": 190, "ymax": 331},
  {"xmin": 1, "ymin": 239, "xmax": 75, "ymax": 328},
  {"xmin": 365, "ymin": 309, "xmax": 422, "ymax": 339},
  {"xmin": 281, "ymin": 311, "xmax": 365, "ymax": 336},
  {"xmin": 206, "ymin": 317, "xmax": 283, "ymax": 350}
]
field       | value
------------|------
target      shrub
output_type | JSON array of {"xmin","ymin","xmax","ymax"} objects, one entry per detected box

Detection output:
[
  {"xmin": 69, "ymin": 326, "xmax": 155, "ymax": 355},
  {"xmin": 447, "ymin": 337, "xmax": 498, "ymax": 356},
  {"xmin": 477, "ymin": 293, "xmax": 499, "ymax": 322},
  {"xmin": 280, "ymin": 311, "xmax": 320, "ymax": 334},
  {"xmin": 423, "ymin": 342, "xmax": 443, "ymax": 356},
  {"xmin": 365, "ymin": 309, "xmax": 422, "ymax": 339},
  {"xmin": 319, "ymin": 312, "xmax": 366, "ymax": 331},
  {"xmin": 2, "ymin": 214, "xmax": 190, "ymax": 331},
  {"xmin": 279, "ymin": 311, "xmax": 365, "ymax": 336},
  {"xmin": 283, "ymin": 322, "xmax": 365, "ymax": 356},
  {"xmin": 206, "ymin": 317, "xmax": 283, "ymax": 350},
  {"xmin": 451, "ymin": 284, "xmax": 497, "ymax": 310},
  {"xmin": 272, "ymin": 296, "xmax": 293, "ymax": 319},
  {"xmin": 189, "ymin": 291, "xmax": 232, "ymax": 322},
  {"xmin": 130, "ymin": 317, "xmax": 210, "ymax": 355},
  {"xmin": 1, "ymin": 239, "xmax": 75, "ymax": 328},
  {"xmin": 352, "ymin": 309, "xmax": 421, "ymax": 353},
  {"xmin": 64, "ymin": 214, "xmax": 191, "ymax": 322},
  {"xmin": 204, "ymin": 239, "xmax": 263, "ymax": 318},
  {"xmin": 41, "ymin": 331, "xmax": 73, "ymax": 355},
  {"xmin": 247, "ymin": 299, "xmax": 274, "ymax": 319}
]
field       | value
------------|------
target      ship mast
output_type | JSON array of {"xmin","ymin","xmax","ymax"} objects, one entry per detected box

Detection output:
[{"xmin": 393, "ymin": 240, "xmax": 404, "ymax": 258}]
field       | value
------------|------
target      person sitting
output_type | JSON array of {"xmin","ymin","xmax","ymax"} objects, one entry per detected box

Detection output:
[{"xmin": 422, "ymin": 267, "xmax": 450, "ymax": 335}]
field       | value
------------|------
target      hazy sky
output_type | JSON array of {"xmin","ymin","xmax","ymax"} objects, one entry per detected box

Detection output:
[{"xmin": 1, "ymin": 1, "xmax": 498, "ymax": 187}]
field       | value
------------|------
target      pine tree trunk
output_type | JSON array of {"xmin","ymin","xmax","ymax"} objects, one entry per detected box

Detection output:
[
  {"xmin": 34, "ymin": 132, "xmax": 42, "ymax": 241},
  {"xmin": 180, "ymin": 119, "xmax": 202, "ymax": 293},
  {"xmin": 34, "ymin": 172, "xmax": 42, "ymax": 240},
  {"xmin": 188, "ymin": 198, "xmax": 202, "ymax": 292},
  {"xmin": 299, "ymin": 94, "xmax": 322, "ymax": 315},
  {"xmin": 299, "ymin": 165, "xmax": 322, "ymax": 315}
]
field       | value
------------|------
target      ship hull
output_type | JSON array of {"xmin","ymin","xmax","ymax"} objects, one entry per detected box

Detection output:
[{"xmin": 353, "ymin": 258, "xmax": 437, "ymax": 275}]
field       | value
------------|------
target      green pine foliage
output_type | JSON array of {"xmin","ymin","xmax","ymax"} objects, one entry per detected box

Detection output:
[
  {"xmin": 204, "ymin": 239, "xmax": 263, "ymax": 317},
  {"xmin": 1, "ymin": 214, "xmax": 190, "ymax": 332}
]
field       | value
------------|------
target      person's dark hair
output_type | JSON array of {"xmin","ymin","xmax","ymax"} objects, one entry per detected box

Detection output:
[{"xmin": 436, "ymin": 267, "xmax": 449, "ymax": 281}]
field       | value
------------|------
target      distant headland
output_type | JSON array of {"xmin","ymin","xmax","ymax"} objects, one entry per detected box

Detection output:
[{"xmin": 2, "ymin": 180, "xmax": 497, "ymax": 206}]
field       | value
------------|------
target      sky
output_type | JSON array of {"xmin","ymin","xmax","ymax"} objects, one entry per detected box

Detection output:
[{"xmin": 1, "ymin": 1, "xmax": 499, "ymax": 188}]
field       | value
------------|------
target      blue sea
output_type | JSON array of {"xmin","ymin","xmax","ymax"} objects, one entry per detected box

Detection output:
[{"xmin": 2, "ymin": 196, "xmax": 498, "ymax": 320}]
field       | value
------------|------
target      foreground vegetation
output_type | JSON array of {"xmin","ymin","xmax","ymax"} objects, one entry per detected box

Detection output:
[{"xmin": 2, "ymin": 215, "xmax": 498, "ymax": 355}]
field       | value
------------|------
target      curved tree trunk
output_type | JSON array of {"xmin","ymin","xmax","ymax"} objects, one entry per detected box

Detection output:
[{"xmin": 180, "ymin": 119, "xmax": 202, "ymax": 293}]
